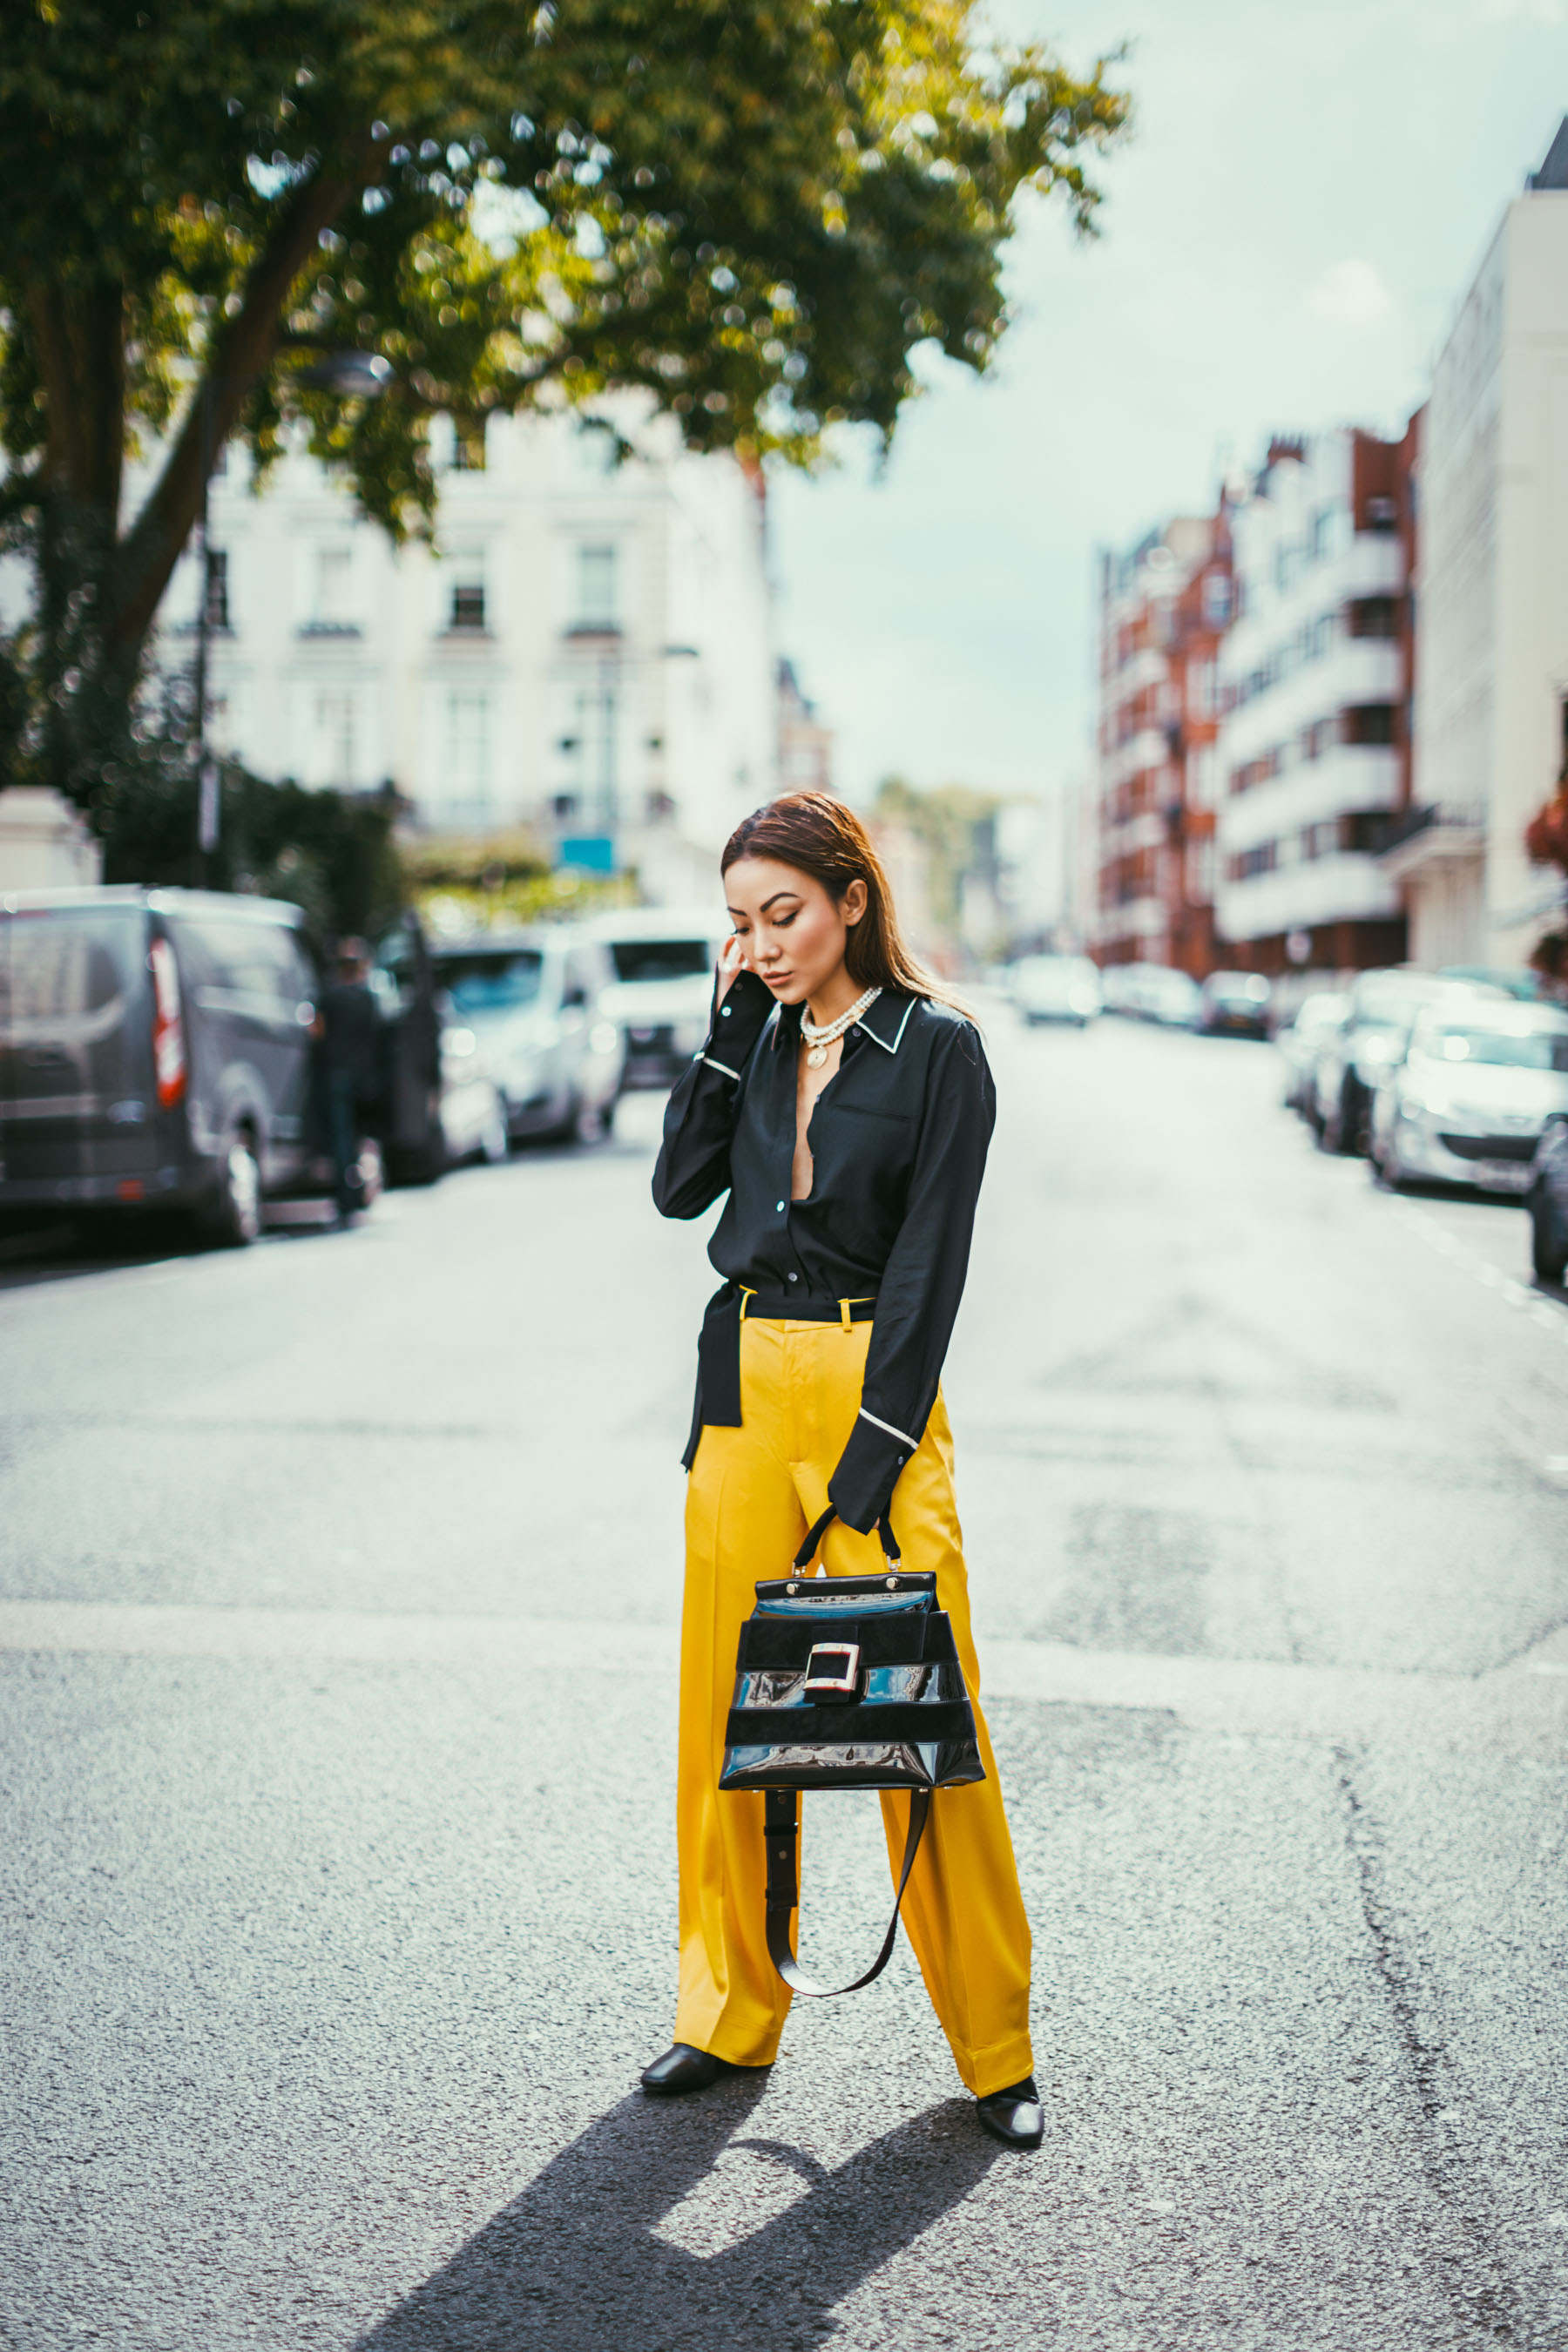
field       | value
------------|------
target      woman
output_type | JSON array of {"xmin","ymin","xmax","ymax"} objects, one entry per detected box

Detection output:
[{"xmin": 644, "ymin": 791, "xmax": 1040, "ymax": 2148}]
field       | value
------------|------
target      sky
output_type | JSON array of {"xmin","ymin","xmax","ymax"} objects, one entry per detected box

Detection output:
[{"xmin": 766, "ymin": 0, "xmax": 1568, "ymax": 808}]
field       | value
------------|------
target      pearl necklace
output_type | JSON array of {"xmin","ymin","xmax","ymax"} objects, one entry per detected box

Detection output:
[{"xmin": 801, "ymin": 984, "xmax": 882, "ymax": 1068}]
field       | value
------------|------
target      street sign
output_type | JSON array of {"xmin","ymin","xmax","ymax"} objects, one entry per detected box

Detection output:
[{"xmin": 557, "ymin": 835, "xmax": 616, "ymax": 875}]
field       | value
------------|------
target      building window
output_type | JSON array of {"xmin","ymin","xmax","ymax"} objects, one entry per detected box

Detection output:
[
  {"xmin": 1200, "ymin": 571, "xmax": 1230, "ymax": 626},
  {"xmin": 574, "ymin": 543, "xmax": 619, "ymax": 630},
  {"xmin": 313, "ymin": 691, "xmax": 356, "ymax": 787},
  {"xmin": 446, "ymin": 692, "xmax": 490, "ymax": 817},
  {"xmin": 311, "ymin": 545, "xmax": 356, "ymax": 633},
  {"xmin": 1348, "ymin": 596, "xmax": 1400, "ymax": 639},
  {"xmin": 452, "ymin": 421, "xmax": 486, "ymax": 471},
  {"xmin": 1341, "ymin": 811, "xmax": 1393, "ymax": 854},
  {"xmin": 447, "ymin": 550, "xmax": 486, "ymax": 632},
  {"xmin": 1187, "ymin": 660, "xmax": 1216, "ymax": 718},
  {"xmin": 1344, "ymin": 704, "xmax": 1397, "ymax": 747},
  {"xmin": 204, "ymin": 549, "xmax": 231, "ymax": 632},
  {"xmin": 1230, "ymin": 842, "xmax": 1277, "ymax": 882}
]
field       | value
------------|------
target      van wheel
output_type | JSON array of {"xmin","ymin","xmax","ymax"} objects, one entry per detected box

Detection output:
[{"xmin": 205, "ymin": 1131, "xmax": 261, "ymax": 1246}]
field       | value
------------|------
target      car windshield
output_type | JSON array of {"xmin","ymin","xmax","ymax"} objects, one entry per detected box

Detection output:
[
  {"xmin": 609, "ymin": 939, "xmax": 713, "ymax": 983},
  {"xmin": 1422, "ymin": 1024, "xmax": 1568, "ymax": 1072},
  {"xmin": 1355, "ymin": 977, "xmax": 1448, "ymax": 1024},
  {"xmin": 436, "ymin": 952, "xmax": 544, "ymax": 1016}
]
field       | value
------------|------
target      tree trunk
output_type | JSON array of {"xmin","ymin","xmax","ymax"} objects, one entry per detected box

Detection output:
[{"xmin": 106, "ymin": 162, "xmax": 360, "ymax": 669}]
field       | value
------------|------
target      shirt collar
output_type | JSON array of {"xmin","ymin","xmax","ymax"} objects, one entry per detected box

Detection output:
[{"xmin": 769, "ymin": 988, "xmax": 916, "ymax": 1053}]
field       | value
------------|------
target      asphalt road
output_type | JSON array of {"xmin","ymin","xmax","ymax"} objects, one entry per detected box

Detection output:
[{"xmin": 3, "ymin": 1010, "xmax": 1568, "ymax": 2352}]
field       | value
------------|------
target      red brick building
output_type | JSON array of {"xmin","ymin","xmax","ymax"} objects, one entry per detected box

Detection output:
[{"xmin": 1093, "ymin": 504, "xmax": 1233, "ymax": 973}]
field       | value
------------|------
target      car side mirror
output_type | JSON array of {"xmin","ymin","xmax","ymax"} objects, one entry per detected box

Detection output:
[{"xmin": 564, "ymin": 984, "xmax": 589, "ymax": 1010}]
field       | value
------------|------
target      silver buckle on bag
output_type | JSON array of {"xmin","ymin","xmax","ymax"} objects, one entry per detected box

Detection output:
[{"xmin": 803, "ymin": 1640, "xmax": 862, "ymax": 1702}]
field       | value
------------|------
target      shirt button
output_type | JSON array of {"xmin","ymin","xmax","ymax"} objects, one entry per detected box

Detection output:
[
  {"xmin": 720, "ymin": 1006, "xmax": 732, "ymax": 1017},
  {"xmin": 787, "ymin": 1271, "xmax": 798, "ymax": 1283},
  {"xmin": 775, "ymin": 1200, "xmax": 785, "ymax": 1213}
]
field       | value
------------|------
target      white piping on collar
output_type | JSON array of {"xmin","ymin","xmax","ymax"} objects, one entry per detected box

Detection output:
[
  {"xmin": 769, "ymin": 994, "xmax": 916, "ymax": 1053},
  {"xmin": 858, "ymin": 997, "xmax": 916, "ymax": 1054}
]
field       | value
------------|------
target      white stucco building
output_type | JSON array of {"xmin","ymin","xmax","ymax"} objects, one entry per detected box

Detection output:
[
  {"xmin": 149, "ymin": 402, "xmax": 784, "ymax": 900},
  {"xmin": 1214, "ymin": 428, "xmax": 1416, "ymax": 971},
  {"xmin": 1392, "ymin": 123, "xmax": 1568, "ymax": 968}
]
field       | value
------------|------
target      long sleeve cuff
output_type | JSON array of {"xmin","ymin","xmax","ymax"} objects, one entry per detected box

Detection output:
[
  {"xmin": 827, "ymin": 1407, "xmax": 921, "ymax": 1534},
  {"xmin": 697, "ymin": 965, "xmax": 774, "ymax": 1077}
]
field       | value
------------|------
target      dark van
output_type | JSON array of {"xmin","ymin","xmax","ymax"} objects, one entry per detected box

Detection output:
[{"xmin": 0, "ymin": 886, "xmax": 325, "ymax": 1243}]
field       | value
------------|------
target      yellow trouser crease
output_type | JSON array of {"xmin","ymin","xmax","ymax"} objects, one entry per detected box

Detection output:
[{"xmin": 674, "ymin": 1314, "xmax": 1034, "ymax": 2100}]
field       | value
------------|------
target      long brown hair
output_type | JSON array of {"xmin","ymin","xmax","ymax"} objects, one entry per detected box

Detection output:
[{"xmin": 721, "ymin": 790, "xmax": 970, "ymax": 1016}]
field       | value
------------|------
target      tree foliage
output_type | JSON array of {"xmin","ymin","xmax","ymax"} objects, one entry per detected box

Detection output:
[
  {"xmin": 97, "ymin": 739, "xmax": 407, "ymax": 937},
  {"xmin": 0, "ymin": 0, "xmax": 1128, "ymax": 804},
  {"xmin": 875, "ymin": 773, "xmax": 1002, "ymax": 935}
]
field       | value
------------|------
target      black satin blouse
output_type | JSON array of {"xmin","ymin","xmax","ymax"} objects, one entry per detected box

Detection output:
[{"xmin": 652, "ymin": 966, "xmax": 996, "ymax": 1531}]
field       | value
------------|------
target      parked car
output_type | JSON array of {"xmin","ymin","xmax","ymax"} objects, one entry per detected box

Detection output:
[
  {"xmin": 1010, "ymin": 953, "xmax": 1101, "ymax": 1026},
  {"xmin": 432, "ymin": 1010, "xmax": 510, "ymax": 1166},
  {"xmin": 0, "ymin": 884, "xmax": 344, "ymax": 1243},
  {"xmin": 1439, "ymin": 964, "xmax": 1548, "ymax": 1004},
  {"xmin": 1312, "ymin": 970, "xmax": 1498, "ymax": 1154},
  {"xmin": 1528, "ymin": 1116, "xmax": 1568, "ymax": 1281},
  {"xmin": 1125, "ymin": 965, "xmax": 1203, "ymax": 1027},
  {"xmin": 591, "ymin": 906, "xmax": 730, "ymax": 1089},
  {"xmin": 1098, "ymin": 963, "xmax": 1136, "ymax": 1015},
  {"xmin": 1277, "ymin": 990, "xmax": 1349, "ymax": 1114},
  {"xmin": 1369, "ymin": 999, "xmax": 1568, "ymax": 1193},
  {"xmin": 1199, "ymin": 970, "xmax": 1272, "ymax": 1038},
  {"xmin": 428, "ymin": 929, "xmax": 624, "ymax": 1145}
]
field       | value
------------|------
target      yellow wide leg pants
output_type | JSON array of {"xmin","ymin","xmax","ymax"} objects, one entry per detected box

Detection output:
[{"xmin": 674, "ymin": 1313, "xmax": 1034, "ymax": 2099}]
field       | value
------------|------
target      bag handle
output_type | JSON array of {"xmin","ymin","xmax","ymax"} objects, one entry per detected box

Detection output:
[
  {"xmin": 793, "ymin": 1504, "xmax": 900, "ymax": 1575},
  {"xmin": 763, "ymin": 1784, "xmax": 929, "ymax": 1999}
]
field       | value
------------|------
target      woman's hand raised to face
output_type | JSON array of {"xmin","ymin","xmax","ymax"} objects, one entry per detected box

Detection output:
[{"xmin": 714, "ymin": 932, "xmax": 749, "ymax": 1008}]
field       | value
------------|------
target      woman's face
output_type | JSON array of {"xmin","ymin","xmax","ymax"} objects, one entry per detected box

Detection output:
[{"xmin": 723, "ymin": 856, "xmax": 868, "ymax": 1006}]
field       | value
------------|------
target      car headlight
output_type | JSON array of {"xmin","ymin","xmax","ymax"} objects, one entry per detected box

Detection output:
[{"xmin": 590, "ymin": 1021, "xmax": 619, "ymax": 1055}]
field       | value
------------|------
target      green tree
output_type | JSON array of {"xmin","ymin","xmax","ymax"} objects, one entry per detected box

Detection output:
[
  {"xmin": 0, "ymin": 0, "xmax": 1128, "ymax": 808},
  {"xmin": 875, "ymin": 774, "xmax": 1002, "ymax": 936}
]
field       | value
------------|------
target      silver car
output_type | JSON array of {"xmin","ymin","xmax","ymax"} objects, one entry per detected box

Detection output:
[
  {"xmin": 1010, "ymin": 954, "xmax": 1102, "ymax": 1026},
  {"xmin": 1369, "ymin": 999, "xmax": 1568, "ymax": 1193},
  {"xmin": 1277, "ymin": 990, "xmax": 1349, "ymax": 1114},
  {"xmin": 430, "ymin": 929, "xmax": 625, "ymax": 1146}
]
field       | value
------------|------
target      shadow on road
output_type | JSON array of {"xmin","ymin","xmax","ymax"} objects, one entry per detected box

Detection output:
[{"xmin": 358, "ymin": 2080, "xmax": 999, "ymax": 2350}]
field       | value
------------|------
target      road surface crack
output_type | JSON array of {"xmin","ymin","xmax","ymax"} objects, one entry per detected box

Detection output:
[{"xmin": 1335, "ymin": 1747, "xmax": 1523, "ymax": 2345}]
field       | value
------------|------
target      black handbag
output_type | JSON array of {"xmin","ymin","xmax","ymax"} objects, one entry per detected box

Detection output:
[{"xmin": 719, "ymin": 1506, "xmax": 984, "ymax": 1999}]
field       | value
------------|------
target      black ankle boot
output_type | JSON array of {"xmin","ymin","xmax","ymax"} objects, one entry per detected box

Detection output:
[
  {"xmin": 640, "ymin": 2043, "xmax": 722, "ymax": 2096},
  {"xmin": 976, "ymin": 2075, "xmax": 1044, "ymax": 2147}
]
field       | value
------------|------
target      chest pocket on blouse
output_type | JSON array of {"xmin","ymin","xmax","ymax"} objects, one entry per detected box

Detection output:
[{"xmin": 812, "ymin": 1099, "xmax": 917, "ymax": 1211}]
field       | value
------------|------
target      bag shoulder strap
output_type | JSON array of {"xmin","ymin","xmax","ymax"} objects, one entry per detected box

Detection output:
[{"xmin": 762, "ymin": 1784, "xmax": 929, "ymax": 2000}]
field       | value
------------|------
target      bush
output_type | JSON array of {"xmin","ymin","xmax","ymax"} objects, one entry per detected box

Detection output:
[{"xmin": 94, "ymin": 754, "xmax": 407, "ymax": 942}]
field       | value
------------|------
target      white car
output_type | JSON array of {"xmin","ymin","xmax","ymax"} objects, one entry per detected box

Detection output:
[
  {"xmin": 431, "ymin": 929, "xmax": 625, "ymax": 1145},
  {"xmin": 1369, "ymin": 1000, "xmax": 1568, "ymax": 1193},
  {"xmin": 591, "ymin": 906, "xmax": 732, "ymax": 1089},
  {"xmin": 1010, "ymin": 954, "xmax": 1102, "ymax": 1027}
]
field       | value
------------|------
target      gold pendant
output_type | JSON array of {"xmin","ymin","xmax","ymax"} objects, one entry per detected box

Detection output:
[{"xmin": 806, "ymin": 1044, "xmax": 828, "ymax": 1068}]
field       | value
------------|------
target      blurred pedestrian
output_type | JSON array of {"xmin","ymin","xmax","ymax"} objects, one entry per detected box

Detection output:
[
  {"xmin": 644, "ymin": 790, "xmax": 1041, "ymax": 2149},
  {"xmin": 320, "ymin": 938, "xmax": 381, "ymax": 1227}
]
